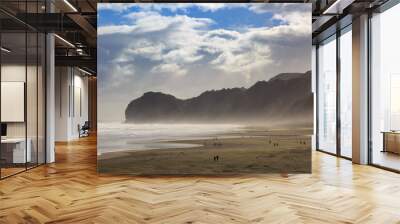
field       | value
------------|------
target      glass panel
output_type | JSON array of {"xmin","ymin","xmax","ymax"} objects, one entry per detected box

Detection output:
[
  {"xmin": 1, "ymin": 31, "xmax": 27, "ymax": 177},
  {"xmin": 317, "ymin": 36, "xmax": 337, "ymax": 154},
  {"xmin": 340, "ymin": 27, "xmax": 352, "ymax": 158},
  {"xmin": 26, "ymin": 0, "xmax": 39, "ymax": 169},
  {"xmin": 38, "ymin": 32, "xmax": 45, "ymax": 165},
  {"xmin": 371, "ymin": 4, "xmax": 400, "ymax": 171},
  {"xmin": 0, "ymin": 1, "xmax": 46, "ymax": 178},
  {"xmin": 0, "ymin": 9, "xmax": 2, "ymax": 179},
  {"xmin": 312, "ymin": 45, "xmax": 317, "ymax": 151},
  {"xmin": 27, "ymin": 31, "xmax": 38, "ymax": 169}
]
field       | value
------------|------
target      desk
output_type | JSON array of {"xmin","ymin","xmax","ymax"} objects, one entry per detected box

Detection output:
[
  {"xmin": 382, "ymin": 132, "xmax": 400, "ymax": 154},
  {"xmin": 1, "ymin": 138, "xmax": 31, "ymax": 164}
]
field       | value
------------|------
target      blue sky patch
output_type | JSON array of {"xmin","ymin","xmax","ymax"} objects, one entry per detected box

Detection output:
[{"xmin": 98, "ymin": 4, "xmax": 286, "ymax": 30}]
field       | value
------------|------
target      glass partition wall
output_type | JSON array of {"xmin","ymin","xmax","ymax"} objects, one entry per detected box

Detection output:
[
  {"xmin": 339, "ymin": 26, "xmax": 352, "ymax": 159},
  {"xmin": 0, "ymin": 31, "xmax": 27, "ymax": 177},
  {"xmin": 316, "ymin": 25, "xmax": 353, "ymax": 159},
  {"xmin": 317, "ymin": 35, "xmax": 337, "ymax": 155},
  {"xmin": 0, "ymin": 2, "xmax": 46, "ymax": 179},
  {"xmin": 370, "ymin": 3, "xmax": 400, "ymax": 171},
  {"xmin": 315, "ymin": 0, "xmax": 400, "ymax": 171}
]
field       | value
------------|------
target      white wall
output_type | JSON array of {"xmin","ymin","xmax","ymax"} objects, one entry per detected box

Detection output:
[
  {"xmin": 55, "ymin": 66, "xmax": 70, "ymax": 141},
  {"xmin": 71, "ymin": 73, "xmax": 89, "ymax": 138},
  {"xmin": 55, "ymin": 67, "xmax": 89, "ymax": 141},
  {"xmin": 1, "ymin": 65, "xmax": 38, "ymax": 138},
  {"xmin": 1, "ymin": 82, "xmax": 25, "ymax": 122}
]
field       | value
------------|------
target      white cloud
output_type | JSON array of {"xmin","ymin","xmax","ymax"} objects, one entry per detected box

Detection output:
[
  {"xmin": 98, "ymin": 3, "xmax": 134, "ymax": 12},
  {"xmin": 206, "ymin": 29, "xmax": 240, "ymax": 40},
  {"xmin": 98, "ymin": 3, "xmax": 243, "ymax": 13},
  {"xmin": 210, "ymin": 42, "xmax": 272, "ymax": 73},
  {"xmin": 98, "ymin": 2, "xmax": 311, "ymax": 21},
  {"xmin": 98, "ymin": 4, "xmax": 311, "ymax": 121},
  {"xmin": 152, "ymin": 63, "xmax": 187, "ymax": 77},
  {"xmin": 108, "ymin": 64, "xmax": 136, "ymax": 88},
  {"xmin": 248, "ymin": 3, "xmax": 310, "ymax": 14},
  {"xmin": 135, "ymin": 3, "xmax": 230, "ymax": 12},
  {"xmin": 98, "ymin": 25, "xmax": 135, "ymax": 35},
  {"xmin": 99, "ymin": 9, "xmax": 282, "ymax": 75},
  {"xmin": 127, "ymin": 40, "xmax": 165, "ymax": 61},
  {"xmin": 99, "ymin": 11, "xmax": 213, "ymax": 36},
  {"xmin": 249, "ymin": 3, "xmax": 311, "ymax": 34},
  {"xmin": 99, "ymin": 6, "xmax": 310, "ymax": 77}
]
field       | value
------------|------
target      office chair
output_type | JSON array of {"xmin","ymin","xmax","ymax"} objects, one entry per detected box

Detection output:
[{"xmin": 79, "ymin": 121, "xmax": 90, "ymax": 138}]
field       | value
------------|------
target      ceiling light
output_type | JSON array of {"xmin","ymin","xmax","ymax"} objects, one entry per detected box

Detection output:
[
  {"xmin": 1, "ymin": 47, "xmax": 11, "ymax": 53},
  {"xmin": 78, "ymin": 67, "xmax": 93, "ymax": 76},
  {"xmin": 323, "ymin": 1, "xmax": 341, "ymax": 14},
  {"xmin": 323, "ymin": 0, "xmax": 355, "ymax": 15},
  {"xmin": 76, "ymin": 48, "xmax": 85, "ymax": 55},
  {"xmin": 63, "ymin": 0, "xmax": 78, "ymax": 12},
  {"xmin": 54, "ymin": 34, "xmax": 75, "ymax": 48}
]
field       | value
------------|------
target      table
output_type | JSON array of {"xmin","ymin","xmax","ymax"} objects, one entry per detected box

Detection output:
[
  {"xmin": 1, "ymin": 138, "xmax": 31, "ymax": 164},
  {"xmin": 382, "ymin": 131, "xmax": 400, "ymax": 154}
]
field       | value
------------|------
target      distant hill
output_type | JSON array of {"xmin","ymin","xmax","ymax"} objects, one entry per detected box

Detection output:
[{"xmin": 125, "ymin": 71, "xmax": 313, "ymax": 126}]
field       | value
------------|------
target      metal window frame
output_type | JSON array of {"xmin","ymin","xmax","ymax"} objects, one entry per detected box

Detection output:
[
  {"xmin": 367, "ymin": 0, "xmax": 400, "ymax": 173},
  {"xmin": 315, "ymin": 22, "xmax": 353, "ymax": 161},
  {"xmin": 315, "ymin": 0, "xmax": 400, "ymax": 172}
]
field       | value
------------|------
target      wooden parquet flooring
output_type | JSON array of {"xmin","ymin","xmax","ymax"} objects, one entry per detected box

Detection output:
[{"xmin": 1, "ymin": 135, "xmax": 400, "ymax": 224}]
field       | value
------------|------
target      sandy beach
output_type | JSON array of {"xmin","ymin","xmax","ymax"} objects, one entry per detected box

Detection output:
[{"xmin": 98, "ymin": 128, "xmax": 312, "ymax": 175}]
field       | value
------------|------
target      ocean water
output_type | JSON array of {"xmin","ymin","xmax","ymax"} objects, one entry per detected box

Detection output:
[{"xmin": 97, "ymin": 123, "xmax": 244, "ymax": 155}]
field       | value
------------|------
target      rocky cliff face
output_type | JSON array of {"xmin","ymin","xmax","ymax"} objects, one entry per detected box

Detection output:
[{"xmin": 125, "ymin": 71, "xmax": 313, "ymax": 125}]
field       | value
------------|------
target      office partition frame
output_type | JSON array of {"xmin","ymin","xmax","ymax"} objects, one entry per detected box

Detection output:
[{"xmin": 0, "ymin": 0, "xmax": 47, "ymax": 180}]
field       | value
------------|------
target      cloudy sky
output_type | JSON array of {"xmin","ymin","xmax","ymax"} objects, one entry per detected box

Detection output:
[{"xmin": 98, "ymin": 3, "xmax": 311, "ymax": 122}]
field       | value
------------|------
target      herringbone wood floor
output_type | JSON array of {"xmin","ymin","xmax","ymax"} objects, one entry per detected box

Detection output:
[{"xmin": 1, "ymin": 135, "xmax": 400, "ymax": 224}]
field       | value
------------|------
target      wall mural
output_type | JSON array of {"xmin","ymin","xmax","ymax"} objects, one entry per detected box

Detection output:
[{"xmin": 98, "ymin": 3, "xmax": 313, "ymax": 175}]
